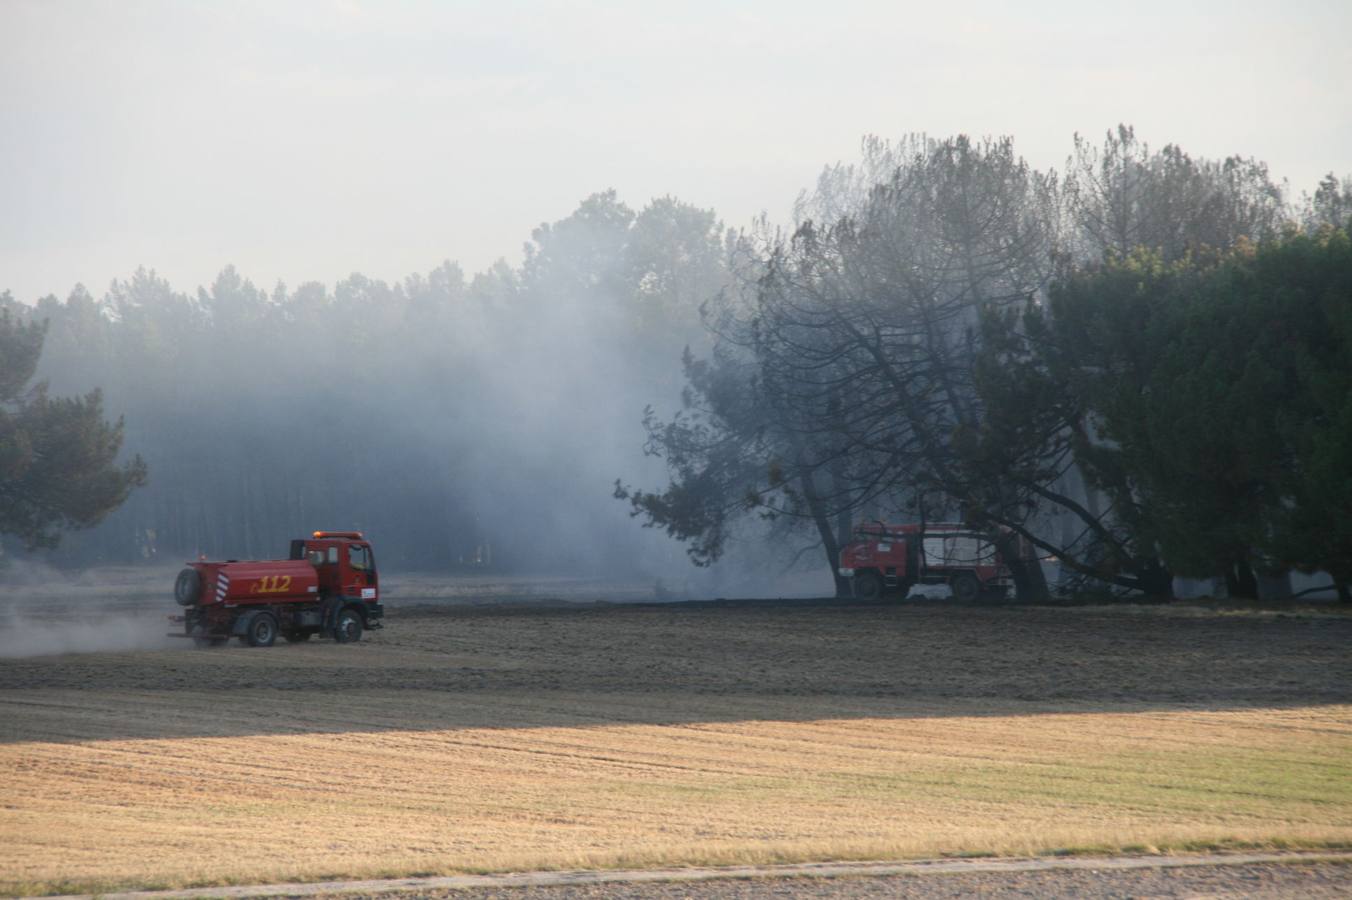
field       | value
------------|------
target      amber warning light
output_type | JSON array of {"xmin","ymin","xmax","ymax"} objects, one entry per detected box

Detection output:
[{"xmin": 312, "ymin": 531, "xmax": 364, "ymax": 539}]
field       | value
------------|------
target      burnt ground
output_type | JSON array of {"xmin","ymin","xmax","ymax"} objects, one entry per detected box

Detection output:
[{"xmin": 1, "ymin": 594, "xmax": 1349, "ymax": 744}]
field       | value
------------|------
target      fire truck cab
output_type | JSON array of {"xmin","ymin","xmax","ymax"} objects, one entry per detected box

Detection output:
[{"xmin": 288, "ymin": 531, "xmax": 380, "ymax": 607}]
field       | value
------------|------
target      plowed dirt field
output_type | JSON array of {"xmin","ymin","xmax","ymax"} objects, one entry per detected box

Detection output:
[{"xmin": 2, "ymin": 587, "xmax": 1350, "ymax": 895}]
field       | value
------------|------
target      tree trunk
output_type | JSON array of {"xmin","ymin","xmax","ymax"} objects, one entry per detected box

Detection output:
[
  {"xmin": 1136, "ymin": 560, "xmax": 1176, "ymax": 600},
  {"xmin": 834, "ymin": 491, "xmax": 853, "ymax": 553},
  {"xmin": 995, "ymin": 532, "xmax": 1050, "ymax": 603},
  {"xmin": 1009, "ymin": 556, "xmax": 1050, "ymax": 603},
  {"xmin": 1225, "ymin": 553, "xmax": 1259, "ymax": 599},
  {"xmin": 799, "ymin": 468, "xmax": 852, "ymax": 599}
]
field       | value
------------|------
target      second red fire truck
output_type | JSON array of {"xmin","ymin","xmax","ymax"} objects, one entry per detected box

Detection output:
[{"xmin": 838, "ymin": 522, "xmax": 1023, "ymax": 601}]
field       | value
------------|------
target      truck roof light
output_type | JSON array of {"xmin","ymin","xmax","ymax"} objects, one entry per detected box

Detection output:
[{"xmin": 312, "ymin": 530, "xmax": 364, "ymax": 539}]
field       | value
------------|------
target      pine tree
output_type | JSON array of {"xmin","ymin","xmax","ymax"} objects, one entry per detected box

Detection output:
[{"xmin": 0, "ymin": 301, "xmax": 147, "ymax": 550}]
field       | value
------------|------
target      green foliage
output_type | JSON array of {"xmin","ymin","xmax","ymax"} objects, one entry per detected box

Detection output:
[
  {"xmin": 616, "ymin": 345, "xmax": 783, "ymax": 567},
  {"xmin": 1041, "ymin": 229, "xmax": 1352, "ymax": 587},
  {"xmin": 1256, "ymin": 229, "xmax": 1352, "ymax": 583},
  {"xmin": 968, "ymin": 289, "xmax": 1175, "ymax": 595},
  {"xmin": 0, "ymin": 303, "xmax": 147, "ymax": 550}
]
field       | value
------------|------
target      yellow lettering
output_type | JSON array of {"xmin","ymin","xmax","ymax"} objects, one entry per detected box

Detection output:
[
  {"xmin": 247, "ymin": 574, "xmax": 296, "ymax": 595},
  {"xmin": 251, "ymin": 575, "xmax": 294, "ymax": 594}
]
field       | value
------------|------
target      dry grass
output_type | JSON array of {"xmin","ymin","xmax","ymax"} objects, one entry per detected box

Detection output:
[
  {"xmin": 3, "ymin": 703, "xmax": 1349, "ymax": 894},
  {"xmin": 1, "ymin": 594, "xmax": 1350, "ymax": 894}
]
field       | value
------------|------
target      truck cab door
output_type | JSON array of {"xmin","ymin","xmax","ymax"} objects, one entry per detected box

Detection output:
[{"xmin": 345, "ymin": 543, "xmax": 378, "ymax": 602}]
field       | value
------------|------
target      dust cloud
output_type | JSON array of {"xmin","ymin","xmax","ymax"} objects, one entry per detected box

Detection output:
[
  {"xmin": 0, "ymin": 562, "xmax": 178, "ymax": 658},
  {"xmin": 0, "ymin": 608, "xmax": 175, "ymax": 659}
]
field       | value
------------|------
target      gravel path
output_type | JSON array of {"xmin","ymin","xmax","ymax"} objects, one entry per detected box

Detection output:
[
  {"xmin": 420, "ymin": 861, "xmax": 1350, "ymax": 899},
  {"xmin": 47, "ymin": 854, "xmax": 1352, "ymax": 900}
]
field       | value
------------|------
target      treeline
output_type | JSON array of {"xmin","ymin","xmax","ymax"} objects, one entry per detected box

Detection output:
[
  {"xmin": 4, "ymin": 126, "xmax": 1350, "ymax": 599},
  {"xmin": 3, "ymin": 193, "xmax": 728, "ymax": 573},
  {"xmin": 622, "ymin": 128, "xmax": 1352, "ymax": 600}
]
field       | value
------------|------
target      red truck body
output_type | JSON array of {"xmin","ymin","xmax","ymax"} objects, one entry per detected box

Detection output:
[
  {"xmin": 838, "ymin": 522, "xmax": 1021, "ymax": 601},
  {"xmin": 195, "ymin": 560, "xmax": 322, "ymax": 606},
  {"xmin": 170, "ymin": 531, "xmax": 384, "ymax": 647}
]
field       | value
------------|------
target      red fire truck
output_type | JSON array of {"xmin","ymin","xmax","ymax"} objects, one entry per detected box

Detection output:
[
  {"xmin": 838, "ymin": 522, "xmax": 1020, "ymax": 601},
  {"xmin": 169, "ymin": 531, "xmax": 384, "ymax": 648}
]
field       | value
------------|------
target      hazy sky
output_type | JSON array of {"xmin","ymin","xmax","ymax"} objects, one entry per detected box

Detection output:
[{"xmin": 3, "ymin": 0, "xmax": 1350, "ymax": 303}]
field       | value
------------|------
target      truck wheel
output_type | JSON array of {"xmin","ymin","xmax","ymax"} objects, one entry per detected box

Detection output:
[
  {"xmin": 950, "ymin": 572, "xmax": 981, "ymax": 603},
  {"xmin": 174, "ymin": 568, "xmax": 201, "ymax": 606},
  {"xmin": 853, "ymin": 571, "xmax": 884, "ymax": 601},
  {"xmin": 333, "ymin": 607, "xmax": 363, "ymax": 644},
  {"xmin": 245, "ymin": 613, "xmax": 278, "ymax": 648}
]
